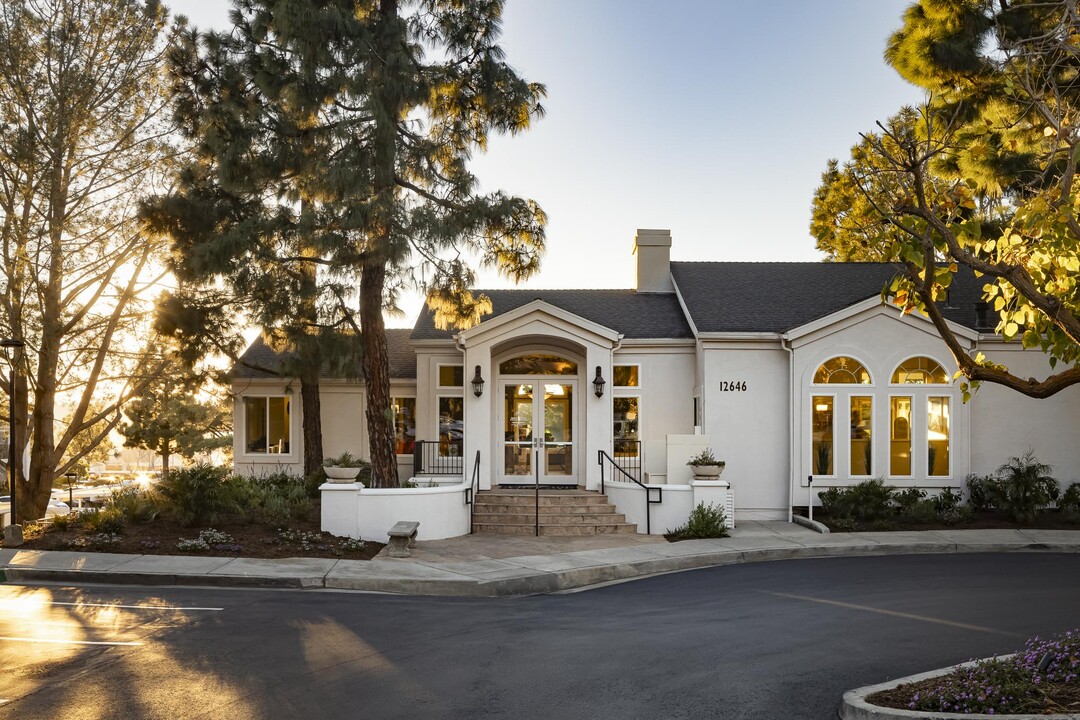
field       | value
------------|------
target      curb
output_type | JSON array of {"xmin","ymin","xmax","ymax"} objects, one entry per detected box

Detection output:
[
  {"xmin": 4, "ymin": 541, "xmax": 1079, "ymax": 597},
  {"xmin": 839, "ymin": 655, "xmax": 1080, "ymax": 719},
  {"xmin": 791, "ymin": 514, "xmax": 830, "ymax": 533}
]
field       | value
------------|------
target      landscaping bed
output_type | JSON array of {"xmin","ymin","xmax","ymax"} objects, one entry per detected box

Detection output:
[
  {"xmin": 864, "ymin": 630, "xmax": 1080, "ymax": 715},
  {"xmin": 2, "ymin": 464, "xmax": 384, "ymax": 560},
  {"xmin": 801, "ymin": 508, "xmax": 1080, "ymax": 533}
]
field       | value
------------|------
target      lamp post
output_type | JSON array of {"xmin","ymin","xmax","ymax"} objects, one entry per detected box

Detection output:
[{"xmin": 1, "ymin": 338, "xmax": 25, "ymax": 533}]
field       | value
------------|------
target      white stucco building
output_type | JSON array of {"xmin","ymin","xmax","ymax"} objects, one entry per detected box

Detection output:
[{"xmin": 231, "ymin": 229, "xmax": 1080, "ymax": 532}]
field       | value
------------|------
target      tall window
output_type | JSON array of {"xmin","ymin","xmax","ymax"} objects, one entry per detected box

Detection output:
[
  {"xmin": 244, "ymin": 396, "xmax": 290, "ymax": 454},
  {"xmin": 438, "ymin": 396, "xmax": 464, "ymax": 456},
  {"xmin": 928, "ymin": 397, "xmax": 950, "ymax": 476},
  {"xmin": 812, "ymin": 396, "xmax": 834, "ymax": 475},
  {"xmin": 849, "ymin": 396, "xmax": 872, "ymax": 476},
  {"xmin": 890, "ymin": 396, "xmax": 912, "ymax": 476},
  {"xmin": 392, "ymin": 397, "xmax": 416, "ymax": 455},
  {"xmin": 613, "ymin": 396, "xmax": 640, "ymax": 456}
]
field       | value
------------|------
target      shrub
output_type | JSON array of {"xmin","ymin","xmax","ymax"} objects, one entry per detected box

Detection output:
[
  {"xmin": 106, "ymin": 486, "xmax": 161, "ymax": 524},
  {"xmin": 80, "ymin": 506, "xmax": 127, "ymax": 534},
  {"xmin": 992, "ymin": 450, "xmax": 1058, "ymax": 522},
  {"xmin": 155, "ymin": 463, "xmax": 245, "ymax": 527},
  {"xmin": 894, "ymin": 487, "xmax": 926, "ymax": 516},
  {"xmin": 1059, "ymin": 483, "xmax": 1080, "ymax": 522},
  {"xmin": 668, "ymin": 502, "xmax": 729, "ymax": 539},
  {"xmin": 304, "ymin": 468, "xmax": 327, "ymax": 497},
  {"xmin": 966, "ymin": 472, "xmax": 998, "ymax": 511},
  {"xmin": 820, "ymin": 479, "xmax": 894, "ymax": 522},
  {"xmin": 242, "ymin": 478, "xmax": 311, "ymax": 526}
]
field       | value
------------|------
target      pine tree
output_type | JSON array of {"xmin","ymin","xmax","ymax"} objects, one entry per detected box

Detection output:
[
  {"xmin": 143, "ymin": 0, "xmax": 546, "ymax": 485},
  {"xmin": 811, "ymin": 0, "xmax": 1080, "ymax": 398}
]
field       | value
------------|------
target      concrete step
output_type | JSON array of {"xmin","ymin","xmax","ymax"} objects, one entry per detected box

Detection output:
[
  {"xmin": 473, "ymin": 503, "xmax": 619, "ymax": 515},
  {"xmin": 472, "ymin": 522, "xmax": 639, "ymax": 536},
  {"xmin": 475, "ymin": 493, "xmax": 605, "ymax": 508},
  {"xmin": 472, "ymin": 512, "xmax": 628, "ymax": 525}
]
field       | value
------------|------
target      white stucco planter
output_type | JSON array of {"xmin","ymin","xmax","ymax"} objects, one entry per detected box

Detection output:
[
  {"xmin": 321, "ymin": 481, "xmax": 471, "ymax": 541},
  {"xmin": 324, "ymin": 466, "xmax": 361, "ymax": 482},
  {"xmin": 605, "ymin": 479, "xmax": 735, "ymax": 534},
  {"xmin": 689, "ymin": 465, "xmax": 725, "ymax": 479}
]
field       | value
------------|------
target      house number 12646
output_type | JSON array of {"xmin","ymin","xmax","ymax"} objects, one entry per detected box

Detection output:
[{"xmin": 720, "ymin": 380, "xmax": 747, "ymax": 391}]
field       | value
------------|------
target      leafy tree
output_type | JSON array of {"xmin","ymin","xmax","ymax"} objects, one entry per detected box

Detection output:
[
  {"xmin": 0, "ymin": 0, "xmax": 171, "ymax": 520},
  {"xmin": 144, "ymin": 0, "xmax": 546, "ymax": 486},
  {"xmin": 120, "ymin": 364, "xmax": 231, "ymax": 477},
  {"xmin": 811, "ymin": 0, "xmax": 1080, "ymax": 398}
]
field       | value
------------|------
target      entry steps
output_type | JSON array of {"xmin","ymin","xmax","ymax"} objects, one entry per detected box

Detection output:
[{"xmin": 473, "ymin": 489, "xmax": 637, "ymax": 536}]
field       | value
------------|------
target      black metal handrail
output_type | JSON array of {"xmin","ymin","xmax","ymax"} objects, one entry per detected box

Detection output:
[
  {"xmin": 467, "ymin": 450, "xmax": 479, "ymax": 533},
  {"xmin": 413, "ymin": 440, "xmax": 464, "ymax": 476},
  {"xmin": 598, "ymin": 449, "xmax": 662, "ymax": 535}
]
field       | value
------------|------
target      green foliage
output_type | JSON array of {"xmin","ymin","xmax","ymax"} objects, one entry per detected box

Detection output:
[
  {"xmin": 820, "ymin": 479, "xmax": 895, "ymax": 522},
  {"xmin": 106, "ymin": 487, "xmax": 161, "ymax": 524},
  {"xmin": 966, "ymin": 472, "xmax": 997, "ymax": 512},
  {"xmin": 154, "ymin": 463, "xmax": 244, "ymax": 527},
  {"xmin": 811, "ymin": 1, "xmax": 1080, "ymax": 397},
  {"xmin": 324, "ymin": 452, "xmax": 364, "ymax": 469},
  {"xmin": 241, "ymin": 476, "xmax": 311, "ymax": 527},
  {"xmin": 304, "ymin": 468, "xmax": 328, "ymax": 498},
  {"xmin": 80, "ymin": 507, "xmax": 127, "ymax": 535},
  {"xmin": 686, "ymin": 448, "xmax": 725, "ymax": 467},
  {"xmin": 992, "ymin": 450, "xmax": 1058, "ymax": 522},
  {"xmin": 668, "ymin": 502, "xmax": 729, "ymax": 539},
  {"xmin": 1059, "ymin": 483, "xmax": 1080, "ymax": 522},
  {"xmin": 120, "ymin": 362, "xmax": 232, "ymax": 475}
]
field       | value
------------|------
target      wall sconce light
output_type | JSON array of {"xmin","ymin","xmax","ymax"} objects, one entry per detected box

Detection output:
[
  {"xmin": 593, "ymin": 366, "xmax": 606, "ymax": 398},
  {"xmin": 471, "ymin": 365, "xmax": 485, "ymax": 397}
]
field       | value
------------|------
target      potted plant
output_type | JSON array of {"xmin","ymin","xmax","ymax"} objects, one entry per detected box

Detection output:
[
  {"xmin": 323, "ymin": 452, "xmax": 364, "ymax": 483},
  {"xmin": 687, "ymin": 448, "xmax": 725, "ymax": 478}
]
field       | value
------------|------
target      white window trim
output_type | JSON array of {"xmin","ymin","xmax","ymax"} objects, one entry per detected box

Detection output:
[
  {"xmin": 241, "ymin": 394, "xmax": 293, "ymax": 458},
  {"xmin": 888, "ymin": 355, "xmax": 953, "ymax": 387},
  {"xmin": 809, "ymin": 392, "xmax": 838, "ymax": 479},
  {"xmin": 810, "ymin": 355, "xmax": 876, "ymax": 387}
]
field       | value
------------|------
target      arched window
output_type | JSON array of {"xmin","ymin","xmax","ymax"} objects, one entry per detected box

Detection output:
[
  {"xmin": 499, "ymin": 353, "xmax": 577, "ymax": 375},
  {"xmin": 891, "ymin": 357, "xmax": 948, "ymax": 384},
  {"xmin": 813, "ymin": 356, "xmax": 871, "ymax": 385}
]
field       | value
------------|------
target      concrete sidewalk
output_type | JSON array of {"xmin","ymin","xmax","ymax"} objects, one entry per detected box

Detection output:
[{"xmin": 3, "ymin": 523, "xmax": 1080, "ymax": 597}]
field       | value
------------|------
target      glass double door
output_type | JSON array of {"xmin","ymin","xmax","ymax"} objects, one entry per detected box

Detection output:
[{"xmin": 500, "ymin": 380, "xmax": 576, "ymax": 485}]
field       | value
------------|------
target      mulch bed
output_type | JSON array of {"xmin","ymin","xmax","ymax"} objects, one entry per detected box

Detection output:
[
  {"xmin": 797, "ymin": 509, "xmax": 1080, "ymax": 533},
  {"xmin": 868, "ymin": 674, "xmax": 1080, "ymax": 715},
  {"xmin": 7, "ymin": 501, "xmax": 384, "ymax": 560}
]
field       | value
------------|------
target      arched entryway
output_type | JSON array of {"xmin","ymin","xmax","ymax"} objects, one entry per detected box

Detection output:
[{"xmin": 496, "ymin": 351, "xmax": 581, "ymax": 487}]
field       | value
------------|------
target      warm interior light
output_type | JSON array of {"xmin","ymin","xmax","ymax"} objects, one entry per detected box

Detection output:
[
  {"xmin": 815, "ymin": 404, "xmax": 829, "ymax": 412},
  {"xmin": 928, "ymin": 430, "xmax": 949, "ymax": 441},
  {"xmin": 544, "ymin": 384, "xmax": 565, "ymax": 396}
]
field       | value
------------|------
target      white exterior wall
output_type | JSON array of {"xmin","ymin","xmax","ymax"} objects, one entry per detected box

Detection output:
[
  {"xmin": 700, "ymin": 341, "xmax": 790, "ymax": 520},
  {"xmin": 613, "ymin": 343, "xmax": 696, "ymax": 481},
  {"xmin": 969, "ymin": 342, "xmax": 1080, "ymax": 486},
  {"xmin": 232, "ymin": 378, "xmax": 416, "ymax": 480}
]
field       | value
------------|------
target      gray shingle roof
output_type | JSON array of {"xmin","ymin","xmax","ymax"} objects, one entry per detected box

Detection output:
[
  {"xmin": 670, "ymin": 262, "xmax": 986, "ymax": 334},
  {"xmin": 410, "ymin": 289, "xmax": 694, "ymax": 340},
  {"xmin": 232, "ymin": 328, "xmax": 416, "ymax": 380}
]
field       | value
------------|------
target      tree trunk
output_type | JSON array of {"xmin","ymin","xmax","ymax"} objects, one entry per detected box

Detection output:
[
  {"xmin": 300, "ymin": 361, "xmax": 323, "ymax": 476},
  {"xmin": 160, "ymin": 439, "xmax": 171, "ymax": 479},
  {"xmin": 360, "ymin": 261, "xmax": 397, "ymax": 488},
  {"xmin": 361, "ymin": 0, "xmax": 402, "ymax": 489}
]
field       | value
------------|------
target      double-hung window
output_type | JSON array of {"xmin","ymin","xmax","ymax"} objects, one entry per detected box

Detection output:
[{"xmin": 244, "ymin": 396, "xmax": 291, "ymax": 454}]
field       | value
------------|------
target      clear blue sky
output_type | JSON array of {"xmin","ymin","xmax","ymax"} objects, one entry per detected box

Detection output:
[{"xmin": 166, "ymin": 0, "xmax": 924, "ymax": 326}]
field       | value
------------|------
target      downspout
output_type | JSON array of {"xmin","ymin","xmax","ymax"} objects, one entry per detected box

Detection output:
[{"xmin": 782, "ymin": 335, "xmax": 795, "ymax": 523}]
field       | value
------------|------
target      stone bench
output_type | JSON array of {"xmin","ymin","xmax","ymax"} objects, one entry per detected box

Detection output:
[{"xmin": 386, "ymin": 521, "xmax": 420, "ymax": 558}]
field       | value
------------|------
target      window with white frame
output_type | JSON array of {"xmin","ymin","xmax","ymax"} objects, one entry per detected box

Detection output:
[
  {"xmin": 437, "ymin": 364, "xmax": 464, "ymax": 388},
  {"xmin": 244, "ymin": 396, "xmax": 291, "ymax": 454},
  {"xmin": 810, "ymin": 356, "xmax": 873, "ymax": 477},
  {"xmin": 613, "ymin": 364, "xmax": 639, "ymax": 387},
  {"xmin": 889, "ymin": 357, "xmax": 953, "ymax": 479},
  {"xmin": 437, "ymin": 396, "xmax": 464, "ymax": 457},
  {"xmin": 613, "ymin": 364, "xmax": 641, "ymax": 460}
]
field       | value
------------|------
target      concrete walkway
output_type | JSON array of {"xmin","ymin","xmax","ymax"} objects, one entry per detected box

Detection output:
[{"xmin": 3, "ymin": 523, "xmax": 1079, "ymax": 597}]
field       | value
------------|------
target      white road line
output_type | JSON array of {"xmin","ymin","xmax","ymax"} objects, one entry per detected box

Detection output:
[
  {"xmin": 43, "ymin": 602, "xmax": 223, "ymax": 612},
  {"xmin": 0, "ymin": 636, "xmax": 144, "ymax": 647},
  {"xmin": 760, "ymin": 590, "xmax": 1023, "ymax": 637}
]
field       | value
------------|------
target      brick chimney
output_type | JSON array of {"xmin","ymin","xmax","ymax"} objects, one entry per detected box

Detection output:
[{"xmin": 633, "ymin": 229, "xmax": 673, "ymax": 293}]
